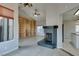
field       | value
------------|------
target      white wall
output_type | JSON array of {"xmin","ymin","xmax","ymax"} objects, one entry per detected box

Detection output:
[
  {"xmin": 64, "ymin": 20, "xmax": 75, "ymax": 41},
  {"xmin": 36, "ymin": 19, "xmax": 46, "ymax": 26},
  {"xmin": 19, "ymin": 9, "xmax": 31, "ymax": 19},
  {"xmin": 0, "ymin": 3, "xmax": 19, "ymax": 55}
]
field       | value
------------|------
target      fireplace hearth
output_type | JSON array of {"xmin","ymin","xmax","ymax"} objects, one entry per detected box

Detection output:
[{"xmin": 38, "ymin": 25, "xmax": 58, "ymax": 49}]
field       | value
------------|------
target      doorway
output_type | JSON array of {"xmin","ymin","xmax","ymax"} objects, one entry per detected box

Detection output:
[{"xmin": 62, "ymin": 6, "xmax": 79, "ymax": 54}]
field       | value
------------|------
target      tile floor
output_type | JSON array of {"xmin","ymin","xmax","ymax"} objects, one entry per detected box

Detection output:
[
  {"xmin": 63, "ymin": 39, "xmax": 79, "ymax": 56},
  {"xmin": 5, "ymin": 36, "xmax": 70, "ymax": 56}
]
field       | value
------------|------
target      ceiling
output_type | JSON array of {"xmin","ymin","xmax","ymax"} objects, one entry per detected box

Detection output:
[
  {"xmin": 19, "ymin": 3, "xmax": 79, "ymax": 25},
  {"xmin": 19, "ymin": 3, "xmax": 46, "ymax": 26},
  {"xmin": 63, "ymin": 5, "xmax": 79, "ymax": 21},
  {"xmin": 19, "ymin": 3, "xmax": 46, "ymax": 20}
]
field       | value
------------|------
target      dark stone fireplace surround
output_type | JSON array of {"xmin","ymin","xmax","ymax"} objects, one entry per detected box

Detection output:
[{"xmin": 38, "ymin": 25, "xmax": 58, "ymax": 49}]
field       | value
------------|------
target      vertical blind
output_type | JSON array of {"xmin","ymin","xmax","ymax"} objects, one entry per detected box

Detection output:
[{"xmin": 0, "ymin": 5, "xmax": 14, "ymax": 19}]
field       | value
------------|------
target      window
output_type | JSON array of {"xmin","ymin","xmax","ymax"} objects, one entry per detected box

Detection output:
[
  {"xmin": 0, "ymin": 17, "xmax": 14, "ymax": 42},
  {"xmin": 36, "ymin": 26, "xmax": 45, "ymax": 36},
  {"xmin": 76, "ymin": 24, "xmax": 79, "ymax": 32}
]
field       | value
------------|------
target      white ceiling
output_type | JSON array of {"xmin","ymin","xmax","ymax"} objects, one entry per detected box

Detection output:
[
  {"xmin": 19, "ymin": 3, "xmax": 79, "ymax": 25},
  {"xmin": 63, "ymin": 5, "xmax": 79, "ymax": 21},
  {"xmin": 19, "ymin": 3, "xmax": 46, "ymax": 21}
]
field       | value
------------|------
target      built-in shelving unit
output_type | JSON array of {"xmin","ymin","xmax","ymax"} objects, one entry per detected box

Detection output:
[{"xmin": 19, "ymin": 16, "xmax": 36, "ymax": 39}]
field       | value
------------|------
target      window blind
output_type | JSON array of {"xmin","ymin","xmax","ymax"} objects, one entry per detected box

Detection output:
[{"xmin": 0, "ymin": 5, "xmax": 14, "ymax": 19}]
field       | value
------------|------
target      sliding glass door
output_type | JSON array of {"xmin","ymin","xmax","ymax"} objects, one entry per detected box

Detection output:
[
  {"xmin": 3, "ymin": 17, "xmax": 8, "ymax": 41},
  {"xmin": 0, "ymin": 17, "xmax": 14, "ymax": 42}
]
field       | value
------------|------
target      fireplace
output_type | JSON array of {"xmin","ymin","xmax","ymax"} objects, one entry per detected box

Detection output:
[
  {"xmin": 45, "ymin": 33, "xmax": 52, "ymax": 42},
  {"xmin": 38, "ymin": 25, "xmax": 58, "ymax": 49}
]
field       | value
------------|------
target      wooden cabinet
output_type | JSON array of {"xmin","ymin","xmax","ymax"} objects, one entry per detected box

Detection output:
[{"xmin": 19, "ymin": 16, "xmax": 36, "ymax": 39}]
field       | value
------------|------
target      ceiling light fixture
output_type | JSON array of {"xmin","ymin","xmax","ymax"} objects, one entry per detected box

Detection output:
[
  {"xmin": 20, "ymin": 3, "xmax": 33, "ymax": 7},
  {"xmin": 33, "ymin": 9, "xmax": 40, "ymax": 17},
  {"xmin": 74, "ymin": 9, "xmax": 79, "ymax": 16}
]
